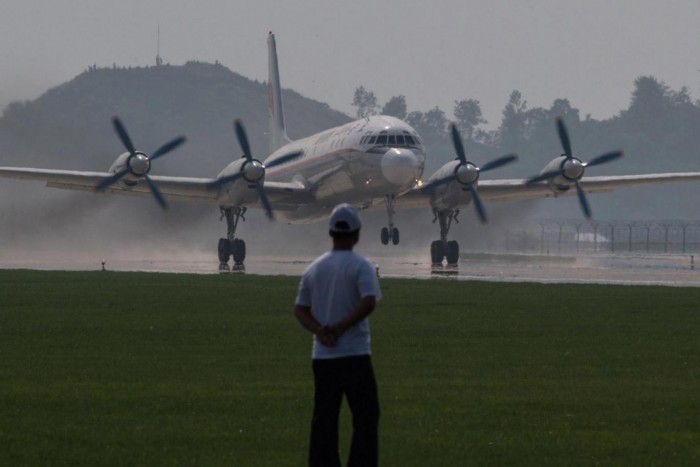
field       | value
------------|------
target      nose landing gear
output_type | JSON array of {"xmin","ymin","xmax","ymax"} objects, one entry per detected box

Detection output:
[
  {"xmin": 380, "ymin": 194, "xmax": 400, "ymax": 245},
  {"xmin": 380, "ymin": 226, "xmax": 399, "ymax": 245}
]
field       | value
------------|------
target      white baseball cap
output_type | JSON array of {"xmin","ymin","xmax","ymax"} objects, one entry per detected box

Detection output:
[{"xmin": 329, "ymin": 203, "xmax": 362, "ymax": 233}]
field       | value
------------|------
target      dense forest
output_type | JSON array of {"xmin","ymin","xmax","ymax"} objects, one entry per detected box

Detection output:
[{"xmin": 1, "ymin": 62, "xmax": 699, "ymax": 255}]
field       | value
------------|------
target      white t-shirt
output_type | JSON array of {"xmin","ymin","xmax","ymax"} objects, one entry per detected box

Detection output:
[{"xmin": 295, "ymin": 250, "xmax": 382, "ymax": 359}]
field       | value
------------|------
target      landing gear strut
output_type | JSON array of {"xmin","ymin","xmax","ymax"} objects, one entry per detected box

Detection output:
[
  {"xmin": 218, "ymin": 207, "xmax": 247, "ymax": 272},
  {"xmin": 430, "ymin": 208, "xmax": 460, "ymax": 270},
  {"xmin": 381, "ymin": 194, "xmax": 399, "ymax": 245}
]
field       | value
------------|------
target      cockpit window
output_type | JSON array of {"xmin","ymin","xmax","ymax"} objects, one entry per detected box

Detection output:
[{"xmin": 362, "ymin": 130, "xmax": 422, "ymax": 148}]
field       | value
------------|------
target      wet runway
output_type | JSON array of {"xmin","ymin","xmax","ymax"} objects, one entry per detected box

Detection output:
[{"xmin": 2, "ymin": 249, "xmax": 699, "ymax": 287}]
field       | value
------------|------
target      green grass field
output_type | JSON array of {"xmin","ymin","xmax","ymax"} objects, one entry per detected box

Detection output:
[{"xmin": 1, "ymin": 270, "xmax": 699, "ymax": 466}]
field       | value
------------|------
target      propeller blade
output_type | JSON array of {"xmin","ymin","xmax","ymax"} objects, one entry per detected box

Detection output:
[
  {"xmin": 96, "ymin": 167, "xmax": 130, "ymax": 191},
  {"xmin": 256, "ymin": 182, "xmax": 274, "ymax": 219},
  {"xmin": 264, "ymin": 150, "xmax": 303, "ymax": 169},
  {"xmin": 526, "ymin": 169, "xmax": 562, "ymax": 185},
  {"xmin": 206, "ymin": 171, "xmax": 246, "ymax": 189},
  {"xmin": 468, "ymin": 184, "xmax": 487, "ymax": 223},
  {"xmin": 574, "ymin": 180, "xmax": 592, "ymax": 219},
  {"xmin": 144, "ymin": 175, "xmax": 168, "ymax": 209},
  {"xmin": 150, "ymin": 136, "xmax": 187, "ymax": 161},
  {"xmin": 234, "ymin": 119, "xmax": 253, "ymax": 162},
  {"xmin": 112, "ymin": 117, "xmax": 136, "ymax": 155},
  {"xmin": 449, "ymin": 123, "xmax": 467, "ymax": 164},
  {"xmin": 585, "ymin": 150, "xmax": 624, "ymax": 168},
  {"xmin": 421, "ymin": 174, "xmax": 457, "ymax": 191},
  {"xmin": 556, "ymin": 117, "xmax": 573, "ymax": 158},
  {"xmin": 480, "ymin": 153, "xmax": 518, "ymax": 172}
]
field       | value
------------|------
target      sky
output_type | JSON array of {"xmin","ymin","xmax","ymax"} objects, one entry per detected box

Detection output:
[{"xmin": 2, "ymin": 0, "xmax": 700, "ymax": 128}]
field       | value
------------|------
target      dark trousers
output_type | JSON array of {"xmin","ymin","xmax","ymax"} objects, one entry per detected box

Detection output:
[{"xmin": 309, "ymin": 355, "xmax": 379, "ymax": 467}]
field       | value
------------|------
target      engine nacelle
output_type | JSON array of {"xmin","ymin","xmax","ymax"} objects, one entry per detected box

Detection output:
[
  {"xmin": 538, "ymin": 155, "xmax": 585, "ymax": 193},
  {"xmin": 108, "ymin": 151, "xmax": 152, "ymax": 186},
  {"xmin": 425, "ymin": 160, "xmax": 459, "ymax": 186},
  {"xmin": 214, "ymin": 157, "xmax": 265, "ymax": 204},
  {"xmin": 424, "ymin": 159, "xmax": 480, "ymax": 210},
  {"xmin": 425, "ymin": 159, "xmax": 479, "ymax": 188},
  {"xmin": 216, "ymin": 156, "xmax": 266, "ymax": 183}
]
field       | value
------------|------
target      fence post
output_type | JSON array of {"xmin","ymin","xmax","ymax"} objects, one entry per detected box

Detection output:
[
  {"xmin": 575, "ymin": 223, "xmax": 582, "ymax": 253},
  {"xmin": 662, "ymin": 223, "xmax": 671, "ymax": 253},
  {"xmin": 645, "ymin": 224, "xmax": 651, "ymax": 252},
  {"xmin": 609, "ymin": 222, "xmax": 616, "ymax": 253},
  {"xmin": 540, "ymin": 223, "xmax": 546, "ymax": 254},
  {"xmin": 592, "ymin": 223, "xmax": 599, "ymax": 253},
  {"xmin": 625, "ymin": 223, "xmax": 633, "ymax": 252},
  {"xmin": 558, "ymin": 223, "xmax": 564, "ymax": 253}
]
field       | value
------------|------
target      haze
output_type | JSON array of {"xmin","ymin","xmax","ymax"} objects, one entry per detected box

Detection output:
[
  {"xmin": 2, "ymin": 0, "xmax": 700, "ymax": 267},
  {"xmin": 2, "ymin": 0, "xmax": 700, "ymax": 127}
]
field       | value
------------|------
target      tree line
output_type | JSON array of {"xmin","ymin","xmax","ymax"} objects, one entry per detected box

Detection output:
[{"xmin": 351, "ymin": 77, "xmax": 700, "ymax": 178}]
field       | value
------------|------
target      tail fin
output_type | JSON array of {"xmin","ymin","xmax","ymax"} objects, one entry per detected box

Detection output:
[{"xmin": 267, "ymin": 32, "xmax": 291, "ymax": 152}]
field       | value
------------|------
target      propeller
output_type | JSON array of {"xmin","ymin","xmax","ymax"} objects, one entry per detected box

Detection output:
[
  {"xmin": 422, "ymin": 122, "xmax": 518, "ymax": 223},
  {"xmin": 526, "ymin": 117, "xmax": 623, "ymax": 219},
  {"xmin": 207, "ymin": 119, "xmax": 302, "ymax": 218},
  {"xmin": 96, "ymin": 117, "xmax": 186, "ymax": 209}
]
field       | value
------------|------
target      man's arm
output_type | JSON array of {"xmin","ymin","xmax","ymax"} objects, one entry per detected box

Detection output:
[
  {"xmin": 294, "ymin": 305, "xmax": 334, "ymax": 346},
  {"xmin": 294, "ymin": 305, "xmax": 322, "ymax": 334},
  {"xmin": 331, "ymin": 295, "xmax": 376, "ymax": 338}
]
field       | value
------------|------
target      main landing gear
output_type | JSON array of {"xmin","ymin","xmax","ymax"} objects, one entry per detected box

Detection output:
[
  {"xmin": 430, "ymin": 208, "xmax": 460, "ymax": 272},
  {"xmin": 218, "ymin": 207, "xmax": 247, "ymax": 272},
  {"xmin": 380, "ymin": 194, "xmax": 399, "ymax": 245}
]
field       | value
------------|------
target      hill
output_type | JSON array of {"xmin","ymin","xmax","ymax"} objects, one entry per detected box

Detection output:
[
  {"xmin": 0, "ymin": 62, "xmax": 358, "ymax": 256},
  {"xmin": 0, "ymin": 61, "xmax": 350, "ymax": 174}
]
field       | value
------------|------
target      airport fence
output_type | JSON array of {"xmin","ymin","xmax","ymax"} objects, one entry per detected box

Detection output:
[{"xmin": 500, "ymin": 220, "xmax": 700, "ymax": 255}]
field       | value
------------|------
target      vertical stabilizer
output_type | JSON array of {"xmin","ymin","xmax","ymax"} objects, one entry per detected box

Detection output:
[{"xmin": 267, "ymin": 32, "xmax": 291, "ymax": 152}]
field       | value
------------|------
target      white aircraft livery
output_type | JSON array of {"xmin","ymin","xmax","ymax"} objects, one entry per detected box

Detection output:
[{"xmin": 3, "ymin": 32, "xmax": 700, "ymax": 271}]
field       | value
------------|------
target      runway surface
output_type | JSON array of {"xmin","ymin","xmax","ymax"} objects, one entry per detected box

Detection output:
[{"xmin": 2, "ymin": 249, "xmax": 699, "ymax": 287}]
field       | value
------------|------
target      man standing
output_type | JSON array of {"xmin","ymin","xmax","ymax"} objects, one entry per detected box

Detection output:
[{"xmin": 294, "ymin": 203, "xmax": 382, "ymax": 467}]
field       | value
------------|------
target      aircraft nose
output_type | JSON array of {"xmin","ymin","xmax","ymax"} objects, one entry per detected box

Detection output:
[{"xmin": 381, "ymin": 148, "xmax": 422, "ymax": 186}]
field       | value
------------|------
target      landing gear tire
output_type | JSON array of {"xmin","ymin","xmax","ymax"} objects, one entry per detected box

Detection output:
[
  {"xmin": 232, "ymin": 238, "xmax": 246, "ymax": 272},
  {"xmin": 381, "ymin": 227, "xmax": 399, "ymax": 245},
  {"xmin": 431, "ymin": 240, "xmax": 446, "ymax": 266},
  {"xmin": 218, "ymin": 238, "xmax": 231, "ymax": 272},
  {"xmin": 218, "ymin": 237, "xmax": 246, "ymax": 272},
  {"xmin": 391, "ymin": 227, "xmax": 400, "ymax": 245},
  {"xmin": 446, "ymin": 240, "xmax": 460, "ymax": 266}
]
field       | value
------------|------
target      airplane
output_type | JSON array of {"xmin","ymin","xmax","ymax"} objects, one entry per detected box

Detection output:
[{"xmin": 3, "ymin": 32, "xmax": 700, "ymax": 272}]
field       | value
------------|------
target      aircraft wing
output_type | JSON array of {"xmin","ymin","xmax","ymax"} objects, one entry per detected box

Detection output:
[
  {"xmin": 0, "ymin": 166, "xmax": 312, "ymax": 205},
  {"xmin": 395, "ymin": 172, "xmax": 700, "ymax": 209},
  {"xmin": 0, "ymin": 167, "xmax": 219, "ymax": 201},
  {"xmin": 480, "ymin": 173, "xmax": 700, "ymax": 201},
  {"xmin": 260, "ymin": 180, "xmax": 316, "ymax": 207}
]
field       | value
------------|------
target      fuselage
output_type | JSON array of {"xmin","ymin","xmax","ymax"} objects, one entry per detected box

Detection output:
[{"xmin": 259, "ymin": 115, "xmax": 426, "ymax": 222}]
